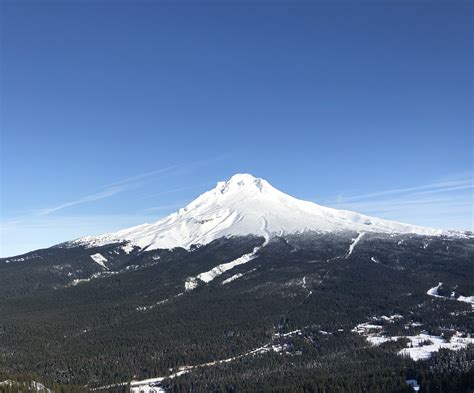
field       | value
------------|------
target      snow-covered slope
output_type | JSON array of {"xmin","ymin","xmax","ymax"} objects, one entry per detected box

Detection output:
[{"xmin": 69, "ymin": 173, "xmax": 452, "ymax": 251}]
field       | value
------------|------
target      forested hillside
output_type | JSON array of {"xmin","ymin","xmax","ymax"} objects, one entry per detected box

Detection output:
[{"xmin": 1, "ymin": 233, "xmax": 473, "ymax": 392}]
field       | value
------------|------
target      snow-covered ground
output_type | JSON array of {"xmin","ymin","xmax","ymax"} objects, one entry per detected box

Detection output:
[
  {"xmin": 68, "ymin": 271, "xmax": 119, "ymax": 286},
  {"xmin": 0, "ymin": 380, "xmax": 52, "ymax": 393},
  {"xmin": 458, "ymin": 295, "xmax": 474, "ymax": 304},
  {"xmin": 130, "ymin": 378, "xmax": 166, "ymax": 393},
  {"xmin": 194, "ymin": 244, "xmax": 262, "ymax": 284},
  {"xmin": 3, "ymin": 254, "xmax": 42, "ymax": 264},
  {"xmin": 222, "ymin": 273, "xmax": 244, "ymax": 284},
  {"xmin": 344, "ymin": 232, "xmax": 365, "ymax": 258},
  {"xmin": 122, "ymin": 244, "xmax": 134, "ymax": 254},
  {"xmin": 136, "ymin": 293, "xmax": 183, "ymax": 312},
  {"xmin": 427, "ymin": 283, "xmax": 474, "ymax": 307},
  {"xmin": 427, "ymin": 282, "xmax": 443, "ymax": 298},
  {"xmin": 185, "ymin": 234, "xmax": 268, "ymax": 291},
  {"xmin": 68, "ymin": 174, "xmax": 452, "ymax": 252},
  {"xmin": 353, "ymin": 316, "xmax": 474, "ymax": 361},
  {"xmin": 222, "ymin": 268, "xmax": 257, "ymax": 285},
  {"xmin": 301, "ymin": 276, "xmax": 313, "ymax": 297},
  {"xmin": 399, "ymin": 333, "xmax": 474, "ymax": 361},
  {"xmin": 90, "ymin": 253, "xmax": 108, "ymax": 270}
]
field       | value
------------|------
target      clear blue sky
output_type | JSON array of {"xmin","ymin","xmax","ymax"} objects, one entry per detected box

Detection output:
[{"xmin": 1, "ymin": 0, "xmax": 472, "ymax": 256}]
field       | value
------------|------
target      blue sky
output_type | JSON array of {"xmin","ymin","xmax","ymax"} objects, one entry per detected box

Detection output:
[{"xmin": 1, "ymin": 0, "xmax": 472, "ymax": 256}]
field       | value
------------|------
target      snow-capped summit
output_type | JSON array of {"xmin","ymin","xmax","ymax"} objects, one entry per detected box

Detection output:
[{"xmin": 71, "ymin": 173, "xmax": 449, "ymax": 251}]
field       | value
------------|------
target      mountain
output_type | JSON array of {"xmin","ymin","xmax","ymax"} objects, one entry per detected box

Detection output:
[
  {"xmin": 1, "ymin": 174, "xmax": 473, "ymax": 393},
  {"xmin": 67, "ymin": 173, "xmax": 452, "ymax": 251}
]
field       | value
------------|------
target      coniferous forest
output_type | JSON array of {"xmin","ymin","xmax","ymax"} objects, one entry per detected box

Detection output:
[{"xmin": 0, "ymin": 233, "xmax": 473, "ymax": 392}]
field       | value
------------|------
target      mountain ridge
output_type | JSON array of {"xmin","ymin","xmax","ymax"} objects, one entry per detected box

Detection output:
[{"xmin": 65, "ymin": 173, "xmax": 461, "ymax": 252}]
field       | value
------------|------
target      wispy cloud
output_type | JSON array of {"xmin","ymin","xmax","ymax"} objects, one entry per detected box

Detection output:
[
  {"xmin": 2, "ymin": 157, "xmax": 232, "ymax": 256},
  {"xmin": 332, "ymin": 178, "xmax": 472, "ymax": 203},
  {"xmin": 12, "ymin": 155, "xmax": 231, "ymax": 221},
  {"xmin": 104, "ymin": 165, "xmax": 178, "ymax": 187},
  {"xmin": 18, "ymin": 155, "xmax": 232, "ymax": 220},
  {"xmin": 412, "ymin": 184, "xmax": 473, "ymax": 196},
  {"xmin": 37, "ymin": 165, "xmax": 185, "ymax": 216},
  {"xmin": 140, "ymin": 182, "xmax": 214, "ymax": 200},
  {"xmin": 38, "ymin": 186, "xmax": 126, "ymax": 216},
  {"xmin": 333, "ymin": 197, "xmax": 472, "ymax": 214},
  {"xmin": 326, "ymin": 174, "xmax": 473, "ymax": 231}
]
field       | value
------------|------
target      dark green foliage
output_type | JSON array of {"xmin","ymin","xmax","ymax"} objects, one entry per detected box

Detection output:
[
  {"xmin": 0, "ymin": 233, "xmax": 473, "ymax": 392},
  {"xmin": 0, "ymin": 373, "xmax": 86, "ymax": 393}
]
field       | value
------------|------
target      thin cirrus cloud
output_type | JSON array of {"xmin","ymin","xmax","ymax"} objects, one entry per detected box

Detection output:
[
  {"xmin": 332, "ymin": 178, "xmax": 473, "ymax": 204},
  {"xmin": 334, "ymin": 197, "xmax": 471, "ymax": 214},
  {"xmin": 2, "ymin": 165, "xmax": 188, "ymax": 255},
  {"xmin": 412, "ymin": 184, "xmax": 473, "ymax": 196},
  {"xmin": 103, "ymin": 165, "xmax": 178, "ymax": 188},
  {"xmin": 1, "ymin": 158, "xmax": 227, "ymax": 256},
  {"xmin": 36, "ymin": 155, "xmax": 231, "ymax": 217},
  {"xmin": 139, "ymin": 182, "xmax": 215, "ymax": 200},
  {"xmin": 37, "ymin": 165, "xmax": 181, "ymax": 216},
  {"xmin": 38, "ymin": 186, "xmax": 129, "ymax": 216},
  {"xmin": 327, "ymin": 175, "xmax": 473, "ymax": 231}
]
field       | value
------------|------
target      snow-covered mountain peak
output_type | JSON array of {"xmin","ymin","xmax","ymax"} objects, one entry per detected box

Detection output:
[
  {"xmin": 179, "ymin": 174, "xmax": 278, "ymax": 212},
  {"xmin": 218, "ymin": 173, "xmax": 267, "ymax": 193},
  {"xmin": 200, "ymin": 174, "xmax": 274, "ymax": 201},
  {"xmin": 69, "ymin": 174, "xmax": 454, "ymax": 251}
]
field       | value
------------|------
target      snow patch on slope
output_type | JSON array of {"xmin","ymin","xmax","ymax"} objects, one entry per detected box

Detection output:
[
  {"xmin": 457, "ymin": 295, "xmax": 474, "ymax": 305},
  {"xmin": 90, "ymin": 253, "xmax": 108, "ymax": 270},
  {"xmin": 222, "ymin": 268, "xmax": 257, "ymax": 285},
  {"xmin": 301, "ymin": 276, "xmax": 313, "ymax": 297},
  {"xmin": 427, "ymin": 283, "xmax": 474, "ymax": 307},
  {"xmin": 185, "ymin": 277, "xmax": 199, "ymax": 291},
  {"xmin": 0, "ymin": 380, "xmax": 52, "ymax": 393},
  {"xmin": 353, "ymin": 317, "xmax": 474, "ymax": 361},
  {"xmin": 344, "ymin": 232, "xmax": 364, "ymax": 259},
  {"xmin": 222, "ymin": 273, "xmax": 244, "ymax": 285},
  {"xmin": 197, "ymin": 247, "xmax": 259, "ymax": 283},
  {"xmin": 399, "ymin": 333, "xmax": 474, "ymax": 361},
  {"xmin": 69, "ymin": 271, "xmax": 119, "ymax": 286},
  {"xmin": 427, "ymin": 283, "xmax": 443, "ymax": 297},
  {"xmin": 185, "ymin": 239, "xmax": 266, "ymax": 291},
  {"xmin": 121, "ymin": 243, "xmax": 134, "ymax": 254},
  {"xmin": 370, "ymin": 333, "xmax": 474, "ymax": 361}
]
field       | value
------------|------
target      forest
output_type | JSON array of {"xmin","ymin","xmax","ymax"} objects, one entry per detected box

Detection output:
[{"xmin": 0, "ymin": 233, "xmax": 473, "ymax": 392}]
